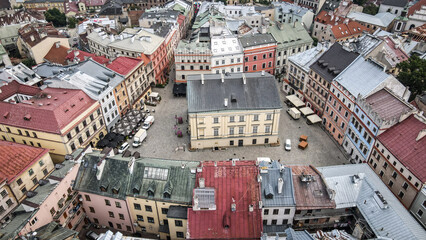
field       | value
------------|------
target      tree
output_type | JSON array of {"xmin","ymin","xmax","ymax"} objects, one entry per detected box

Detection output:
[
  {"xmin": 44, "ymin": 8, "xmax": 66, "ymax": 27},
  {"xmin": 397, "ymin": 55, "xmax": 426, "ymax": 101},
  {"xmin": 363, "ymin": 4, "xmax": 379, "ymax": 15},
  {"xmin": 68, "ymin": 17, "xmax": 77, "ymax": 28},
  {"xmin": 22, "ymin": 58, "xmax": 36, "ymax": 68}
]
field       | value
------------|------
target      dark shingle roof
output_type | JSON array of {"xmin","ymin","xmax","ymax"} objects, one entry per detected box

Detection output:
[
  {"xmin": 260, "ymin": 161, "xmax": 296, "ymax": 207},
  {"xmin": 239, "ymin": 33, "xmax": 276, "ymax": 48},
  {"xmin": 382, "ymin": 0, "xmax": 408, "ymax": 7},
  {"xmin": 187, "ymin": 72, "xmax": 282, "ymax": 113},
  {"xmin": 32, "ymin": 222, "xmax": 79, "ymax": 240},
  {"xmin": 167, "ymin": 205, "xmax": 188, "ymax": 219},
  {"xmin": 309, "ymin": 43, "xmax": 358, "ymax": 82}
]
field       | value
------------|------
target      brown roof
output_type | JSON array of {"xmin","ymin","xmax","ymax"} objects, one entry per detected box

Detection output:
[
  {"xmin": 331, "ymin": 21, "xmax": 367, "ymax": 40},
  {"xmin": 18, "ymin": 22, "xmax": 63, "ymax": 47},
  {"xmin": 44, "ymin": 44, "xmax": 70, "ymax": 65},
  {"xmin": 408, "ymin": 0, "xmax": 426, "ymax": 17},
  {"xmin": 290, "ymin": 165, "xmax": 336, "ymax": 210},
  {"xmin": 0, "ymin": 10, "xmax": 45, "ymax": 26},
  {"xmin": 365, "ymin": 88, "xmax": 412, "ymax": 122},
  {"xmin": 315, "ymin": 10, "xmax": 345, "ymax": 25}
]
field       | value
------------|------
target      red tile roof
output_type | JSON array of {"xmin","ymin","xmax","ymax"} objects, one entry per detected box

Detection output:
[
  {"xmin": 80, "ymin": 0, "xmax": 106, "ymax": 7},
  {"xmin": 65, "ymin": 50, "xmax": 109, "ymax": 65},
  {"xmin": 0, "ymin": 81, "xmax": 98, "ymax": 135},
  {"xmin": 0, "ymin": 141, "xmax": 49, "ymax": 183},
  {"xmin": 106, "ymin": 56, "xmax": 143, "ymax": 76},
  {"xmin": 408, "ymin": 0, "xmax": 426, "ymax": 17},
  {"xmin": 18, "ymin": 22, "xmax": 63, "ymax": 47},
  {"xmin": 377, "ymin": 114, "xmax": 426, "ymax": 182},
  {"xmin": 44, "ymin": 44, "xmax": 70, "ymax": 65},
  {"xmin": 290, "ymin": 165, "xmax": 336, "ymax": 210},
  {"xmin": 315, "ymin": 10, "xmax": 345, "ymax": 25},
  {"xmin": 331, "ymin": 21, "xmax": 367, "ymax": 40},
  {"xmin": 187, "ymin": 161, "xmax": 262, "ymax": 239}
]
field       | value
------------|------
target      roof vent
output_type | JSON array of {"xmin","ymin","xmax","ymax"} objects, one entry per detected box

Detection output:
[
  {"xmin": 242, "ymin": 73, "xmax": 246, "ymax": 84},
  {"xmin": 79, "ymin": 97, "xmax": 84, "ymax": 101},
  {"xmin": 201, "ymin": 74, "xmax": 204, "ymax": 85},
  {"xmin": 63, "ymin": 91, "xmax": 67, "ymax": 94},
  {"xmin": 47, "ymin": 95, "xmax": 51, "ymax": 99},
  {"xmin": 278, "ymin": 178, "xmax": 284, "ymax": 194},
  {"xmin": 24, "ymin": 114, "xmax": 31, "ymax": 120},
  {"xmin": 38, "ymin": 103, "xmax": 43, "ymax": 106},
  {"xmin": 231, "ymin": 203, "xmax": 236, "ymax": 212},
  {"xmin": 231, "ymin": 94, "xmax": 237, "ymax": 103},
  {"xmin": 199, "ymin": 178, "xmax": 205, "ymax": 188},
  {"xmin": 54, "ymin": 97, "xmax": 58, "ymax": 100},
  {"xmin": 249, "ymin": 204, "xmax": 254, "ymax": 212},
  {"xmin": 373, "ymin": 191, "xmax": 388, "ymax": 209},
  {"xmin": 224, "ymin": 98, "xmax": 228, "ymax": 107},
  {"xmin": 3, "ymin": 112, "xmax": 9, "ymax": 119},
  {"xmin": 300, "ymin": 173, "xmax": 314, "ymax": 183},
  {"xmin": 26, "ymin": 191, "xmax": 38, "ymax": 198},
  {"xmin": 261, "ymin": 70, "xmax": 265, "ymax": 76}
]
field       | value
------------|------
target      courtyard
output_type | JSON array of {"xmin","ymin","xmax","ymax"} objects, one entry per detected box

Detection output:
[{"xmin": 125, "ymin": 82, "xmax": 348, "ymax": 167}]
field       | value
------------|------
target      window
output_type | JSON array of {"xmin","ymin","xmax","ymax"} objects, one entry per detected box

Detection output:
[
  {"xmin": 89, "ymin": 207, "xmax": 95, "ymax": 213},
  {"xmin": 162, "ymin": 208, "xmax": 168, "ymax": 215},
  {"xmin": 137, "ymin": 215, "xmax": 144, "ymax": 221},
  {"xmin": 254, "ymin": 114, "xmax": 259, "ymax": 121},
  {"xmin": 230, "ymin": 116, "xmax": 235, "ymax": 122},
  {"xmin": 145, "ymin": 205, "xmax": 152, "ymax": 212},
  {"xmin": 264, "ymin": 209, "xmax": 269, "ymax": 215},
  {"xmin": 119, "ymin": 213, "xmax": 124, "ymax": 220},
  {"xmin": 379, "ymin": 171, "xmax": 384, "ymax": 177},
  {"xmin": 417, "ymin": 209, "xmax": 424, "ymax": 217},
  {"xmin": 266, "ymin": 114, "xmax": 272, "ymax": 120},
  {"xmin": 85, "ymin": 195, "xmax": 91, "ymax": 201},
  {"xmin": 109, "ymin": 211, "xmax": 114, "ymax": 218},
  {"xmin": 253, "ymin": 126, "xmax": 258, "ymax": 134},
  {"xmin": 388, "ymin": 180, "xmax": 394, "ymax": 187},
  {"xmin": 32, "ymin": 177, "xmax": 37, "ymax": 185},
  {"xmin": 105, "ymin": 199, "xmax": 111, "ymax": 206},
  {"xmin": 213, "ymin": 117, "xmax": 218, "ymax": 124},
  {"xmin": 229, "ymin": 127, "xmax": 234, "ymax": 135},
  {"xmin": 115, "ymin": 201, "xmax": 121, "ymax": 208},
  {"xmin": 50, "ymin": 207, "xmax": 56, "ymax": 216},
  {"xmin": 28, "ymin": 169, "xmax": 34, "ymax": 176},
  {"xmin": 272, "ymin": 219, "xmax": 277, "ymax": 225},
  {"xmin": 134, "ymin": 203, "xmax": 141, "ymax": 210},
  {"xmin": 17, "ymin": 178, "xmax": 23, "ymax": 185},
  {"xmin": 239, "ymin": 116, "xmax": 244, "ymax": 122},
  {"xmin": 392, "ymin": 172, "xmax": 397, "ymax": 179},
  {"xmin": 273, "ymin": 209, "xmax": 279, "ymax": 215},
  {"xmin": 1, "ymin": 190, "xmax": 7, "ymax": 198},
  {"xmin": 116, "ymin": 223, "xmax": 122, "ymax": 229},
  {"xmin": 108, "ymin": 222, "xmax": 113, "ymax": 228},
  {"xmin": 383, "ymin": 162, "xmax": 388, "ymax": 169},
  {"xmin": 239, "ymin": 127, "xmax": 244, "ymax": 134},
  {"xmin": 398, "ymin": 191, "xmax": 404, "ymax": 199},
  {"xmin": 402, "ymin": 182, "xmax": 408, "ymax": 190},
  {"xmin": 214, "ymin": 128, "xmax": 219, "ymax": 136},
  {"xmin": 176, "ymin": 232, "xmax": 184, "ymax": 238},
  {"xmin": 147, "ymin": 217, "xmax": 154, "ymax": 223},
  {"xmin": 175, "ymin": 220, "xmax": 183, "ymax": 227}
]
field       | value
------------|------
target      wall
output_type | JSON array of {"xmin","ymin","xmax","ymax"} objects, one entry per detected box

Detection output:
[
  {"xmin": 31, "ymin": 38, "xmax": 70, "ymax": 64},
  {"xmin": 275, "ymin": 41, "xmax": 312, "ymax": 74},
  {"xmin": 262, "ymin": 206, "xmax": 296, "ymax": 225},
  {"xmin": 189, "ymin": 109, "xmax": 281, "ymax": 149},
  {"xmin": 284, "ymin": 61, "xmax": 308, "ymax": 99},
  {"xmin": 113, "ymin": 82, "xmax": 131, "ymax": 116},
  {"xmin": 211, "ymin": 53, "xmax": 244, "ymax": 74},
  {"xmin": 304, "ymin": 69, "xmax": 331, "ymax": 116},
  {"xmin": 0, "ymin": 182, "xmax": 18, "ymax": 222},
  {"xmin": 243, "ymin": 43, "xmax": 276, "ymax": 75},
  {"xmin": 9, "ymin": 152, "xmax": 54, "ymax": 202},
  {"xmin": 409, "ymin": 188, "xmax": 426, "ymax": 228}
]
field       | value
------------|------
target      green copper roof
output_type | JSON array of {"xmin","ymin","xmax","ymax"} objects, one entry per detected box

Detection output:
[{"xmin": 267, "ymin": 22, "xmax": 313, "ymax": 49}]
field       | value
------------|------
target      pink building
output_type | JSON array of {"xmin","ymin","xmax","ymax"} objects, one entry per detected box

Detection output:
[
  {"xmin": 240, "ymin": 34, "xmax": 277, "ymax": 75},
  {"xmin": 73, "ymin": 148, "xmax": 134, "ymax": 233},
  {"xmin": 0, "ymin": 155, "xmax": 82, "ymax": 238}
]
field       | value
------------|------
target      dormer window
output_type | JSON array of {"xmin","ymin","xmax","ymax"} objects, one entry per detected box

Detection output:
[
  {"xmin": 100, "ymin": 184, "xmax": 108, "ymax": 192},
  {"xmin": 112, "ymin": 187, "xmax": 120, "ymax": 194}
]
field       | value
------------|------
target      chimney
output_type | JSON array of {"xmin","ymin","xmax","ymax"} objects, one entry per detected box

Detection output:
[
  {"xmin": 199, "ymin": 178, "xmax": 205, "ymax": 188},
  {"xmin": 201, "ymin": 74, "xmax": 204, "ymax": 85},
  {"xmin": 278, "ymin": 178, "xmax": 284, "ymax": 194},
  {"xmin": 416, "ymin": 129, "xmax": 426, "ymax": 142},
  {"xmin": 242, "ymin": 73, "xmax": 246, "ymax": 84},
  {"xmin": 248, "ymin": 204, "xmax": 254, "ymax": 212},
  {"xmin": 55, "ymin": 41, "xmax": 60, "ymax": 48},
  {"xmin": 261, "ymin": 70, "xmax": 265, "ymax": 76},
  {"xmin": 221, "ymin": 73, "xmax": 224, "ymax": 83},
  {"xmin": 224, "ymin": 98, "xmax": 228, "ymax": 107},
  {"xmin": 128, "ymin": 157, "xmax": 135, "ymax": 174}
]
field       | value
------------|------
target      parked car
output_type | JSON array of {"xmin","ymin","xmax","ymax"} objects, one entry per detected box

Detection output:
[
  {"xmin": 142, "ymin": 116, "xmax": 155, "ymax": 130},
  {"xmin": 285, "ymin": 139, "xmax": 291, "ymax": 151},
  {"xmin": 86, "ymin": 231, "xmax": 99, "ymax": 240},
  {"xmin": 118, "ymin": 142, "xmax": 129, "ymax": 153}
]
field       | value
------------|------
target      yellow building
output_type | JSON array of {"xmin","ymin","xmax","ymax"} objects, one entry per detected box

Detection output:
[
  {"xmin": 187, "ymin": 72, "xmax": 282, "ymax": 149},
  {"xmin": 126, "ymin": 158, "xmax": 199, "ymax": 239},
  {"xmin": 23, "ymin": 0, "xmax": 65, "ymax": 12},
  {"xmin": 0, "ymin": 81, "xmax": 107, "ymax": 163},
  {"xmin": 0, "ymin": 141, "xmax": 55, "ymax": 223}
]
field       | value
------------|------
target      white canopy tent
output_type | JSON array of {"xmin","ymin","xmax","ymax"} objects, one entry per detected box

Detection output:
[
  {"xmin": 299, "ymin": 107, "xmax": 314, "ymax": 117},
  {"xmin": 285, "ymin": 95, "xmax": 305, "ymax": 108},
  {"xmin": 307, "ymin": 114, "xmax": 322, "ymax": 125}
]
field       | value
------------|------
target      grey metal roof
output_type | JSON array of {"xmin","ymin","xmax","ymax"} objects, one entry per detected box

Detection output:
[
  {"xmin": 32, "ymin": 222, "xmax": 79, "ymax": 240},
  {"xmin": 335, "ymin": 56, "xmax": 394, "ymax": 97},
  {"xmin": 347, "ymin": 12, "xmax": 396, "ymax": 28},
  {"xmin": 0, "ymin": 205, "xmax": 33, "ymax": 240},
  {"xmin": 346, "ymin": 34, "xmax": 383, "ymax": 56},
  {"xmin": 288, "ymin": 43, "xmax": 329, "ymax": 73},
  {"xmin": 239, "ymin": 33, "xmax": 276, "ymax": 48},
  {"xmin": 317, "ymin": 164, "xmax": 426, "ymax": 240},
  {"xmin": 285, "ymin": 228, "xmax": 314, "ymax": 240},
  {"xmin": 167, "ymin": 205, "xmax": 188, "ymax": 219},
  {"xmin": 310, "ymin": 43, "xmax": 358, "ymax": 82},
  {"xmin": 382, "ymin": 0, "xmax": 408, "ymax": 7},
  {"xmin": 141, "ymin": 9, "xmax": 180, "ymax": 20},
  {"xmin": 260, "ymin": 161, "xmax": 296, "ymax": 207},
  {"xmin": 187, "ymin": 72, "xmax": 282, "ymax": 113}
]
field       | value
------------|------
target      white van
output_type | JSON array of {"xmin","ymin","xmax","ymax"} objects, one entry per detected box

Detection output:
[
  {"xmin": 132, "ymin": 129, "xmax": 147, "ymax": 147},
  {"xmin": 118, "ymin": 142, "xmax": 129, "ymax": 153},
  {"xmin": 142, "ymin": 116, "xmax": 155, "ymax": 130}
]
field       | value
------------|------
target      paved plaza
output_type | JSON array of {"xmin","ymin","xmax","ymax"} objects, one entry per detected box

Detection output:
[{"xmin": 125, "ymin": 82, "xmax": 349, "ymax": 167}]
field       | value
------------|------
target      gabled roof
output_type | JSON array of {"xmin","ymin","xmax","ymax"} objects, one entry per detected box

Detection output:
[
  {"xmin": 267, "ymin": 22, "xmax": 313, "ymax": 48},
  {"xmin": 377, "ymin": 114, "xmax": 426, "ymax": 182},
  {"xmin": 288, "ymin": 43, "xmax": 329, "ymax": 72},
  {"xmin": 382, "ymin": 0, "xmax": 408, "ymax": 8},
  {"xmin": 0, "ymin": 81, "xmax": 97, "ymax": 134},
  {"xmin": 239, "ymin": 33, "xmax": 276, "ymax": 48},
  {"xmin": 315, "ymin": 10, "xmax": 344, "ymax": 25},
  {"xmin": 107, "ymin": 56, "xmax": 144, "ymax": 76},
  {"xmin": 364, "ymin": 88, "xmax": 413, "ymax": 122},
  {"xmin": 187, "ymin": 72, "xmax": 282, "ymax": 113},
  {"xmin": 408, "ymin": 0, "xmax": 426, "ymax": 17},
  {"xmin": 347, "ymin": 12, "xmax": 396, "ymax": 27},
  {"xmin": 310, "ymin": 43, "xmax": 358, "ymax": 82},
  {"xmin": 43, "ymin": 44, "xmax": 70, "ymax": 66},
  {"xmin": 331, "ymin": 21, "xmax": 367, "ymax": 40},
  {"xmin": 318, "ymin": 164, "xmax": 426, "ymax": 239},
  {"xmin": 187, "ymin": 161, "xmax": 263, "ymax": 239},
  {"xmin": 0, "ymin": 141, "xmax": 49, "ymax": 183},
  {"xmin": 32, "ymin": 222, "xmax": 79, "ymax": 240}
]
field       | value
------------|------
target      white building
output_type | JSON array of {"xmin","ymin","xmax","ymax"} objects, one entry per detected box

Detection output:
[
  {"xmin": 211, "ymin": 33, "xmax": 243, "ymax": 74},
  {"xmin": 77, "ymin": 18, "xmax": 116, "ymax": 35},
  {"xmin": 272, "ymin": 2, "xmax": 315, "ymax": 30},
  {"xmin": 378, "ymin": 0, "xmax": 408, "ymax": 17},
  {"xmin": 0, "ymin": 63, "xmax": 43, "ymax": 87}
]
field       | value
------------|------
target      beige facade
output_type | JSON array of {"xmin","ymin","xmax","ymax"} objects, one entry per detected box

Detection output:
[
  {"xmin": 8, "ymin": 152, "xmax": 54, "ymax": 202},
  {"xmin": 113, "ymin": 82, "xmax": 131, "ymax": 117},
  {"xmin": 24, "ymin": 1, "xmax": 65, "ymax": 12},
  {"xmin": 368, "ymin": 140, "xmax": 422, "ymax": 209},
  {"xmin": 0, "ymin": 182, "xmax": 17, "ymax": 222},
  {"xmin": 19, "ymin": 38, "xmax": 70, "ymax": 64},
  {"xmin": 189, "ymin": 109, "xmax": 281, "ymax": 149},
  {"xmin": 126, "ymin": 198, "xmax": 188, "ymax": 239},
  {"xmin": 125, "ymin": 62, "xmax": 155, "ymax": 110}
]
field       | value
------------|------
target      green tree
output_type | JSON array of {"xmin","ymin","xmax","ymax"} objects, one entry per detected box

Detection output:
[
  {"xmin": 397, "ymin": 55, "xmax": 426, "ymax": 101},
  {"xmin": 68, "ymin": 17, "xmax": 77, "ymax": 28},
  {"xmin": 312, "ymin": 37, "xmax": 318, "ymax": 47},
  {"xmin": 363, "ymin": 4, "xmax": 379, "ymax": 15},
  {"xmin": 22, "ymin": 58, "xmax": 36, "ymax": 68},
  {"xmin": 44, "ymin": 8, "xmax": 66, "ymax": 27}
]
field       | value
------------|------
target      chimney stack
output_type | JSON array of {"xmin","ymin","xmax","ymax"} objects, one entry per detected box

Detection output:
[
  {"xmin": 278, "ymin": 178, "xmax": 284, "ymax": 194},
  {"xmin": 242, "ymin": 73, "xmax": 246, "ymax": 85},
  {"xmin": 201, "ymin": 74, "xmax": 204, "ymax": 85}
]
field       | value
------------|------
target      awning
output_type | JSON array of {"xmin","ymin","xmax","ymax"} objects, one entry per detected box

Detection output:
[
  {"xmin": 150, "ymin": 92, "xmax": 159, "ymax": 98},
  {"xmin": 307, "ymin": 114, "xmax": 322, "ymax": 124},
  {"xmin": 299, "ymin": 107, "xmax": 314, "ymax": 116},
  {"xmin": 286, "ymin": 95, "xmax": 305, "ymax": 108}
]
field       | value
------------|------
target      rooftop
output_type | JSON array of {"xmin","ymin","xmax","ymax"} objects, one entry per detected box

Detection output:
[
  {"xmin": 0, "ymin": 63, "xmax": 43, "ymax": 86},
  {"xmin": 408, "ymin": 0, "xmax": 426, "ymax": 17},
  {"xmin": 18, "ymin": 22, "xmax": 63, "ymax": 47},
  {"xmin": 317, "ymin": 164, "xmax": 426, "ymax": 239},
  {"xmin": 259, "ymin": 161, "xmax": 296, "ymax": 207},
  {"xmin": 0, "ymin": 81, "xmax": 97, "ymax": 134},
  {"xmin": 187, "ymin": 72, "xmax": 282, "ymax": 113},
  {"xmin": 167, "ymin": 205, "xmax": 188, "ymax": 219},
  {"xmin": 211, "ymin": 35, "xmax": 242, "ymax": 56},
  {"xmin": 347, "ymin": 12, "xmax": 396, "ymax": 28},
  {"xmin": 315, "ymin": 11, "xmax": 345, "ymax": 25},
  {"xmin": 0, "ymin": 141, "xmax": 49, "ymax": 183},
  {"xmin": 335, "ymin": 56, "xmax": 394, "ymax": 97},
  {"xmin": 239, "ymin": 33, "xmax": 276, "ymax": 48},
  {"xmin": 331, "ymin": 21, "xmax": 367, "ymax": 40},
  {"xmin": 65, "ymin": 50, "xmax": 109, "ymax": 65},
  {"xmin": 43, "ymin": 44, "xmax": 70, "ymax": 66},
  {"xmin": 364, "ymin": 88, "xmax": 413, "ymax": 122},
  {"xmin": 0, "ymin": 9, "xmax": 44, "ymax": 27},
  {"xmin": 187, "ymin": 161, "xmax": 263, "ymax": 239},
  {"xmin": 310, "ymin": 43, "xmax": 358, "ymax": 82},
  {"xmin": 267, "ymin": 22, "xmax": 313, "ymax": 48},
  {"xmin": 272, "ymin": 2, "xmax": 311, "ymax": 17},
  {"xmin": 106, "ymin": 56, "xmax": 144, "ymax": 76},
  {"xmin": 377, "ymin": 114, "xmax": 426, "ymax": 182},
  {"xmin": 290, "ymin": 165, "xmax": 335, "ymax": 210},
  {"xmin": 344, "ymin": 34, "xmax": 383, "ymax": 56},
  {"xmin": 288, "ymin": 43, "xmax": 329, "ymax": 72},
  {"xmin": 31, "ymin": 222, "xmax": 79, "ymax": 240},
  {"xmin": 382, "ymin": 0, "xmax": 408, "ymax": 8}
]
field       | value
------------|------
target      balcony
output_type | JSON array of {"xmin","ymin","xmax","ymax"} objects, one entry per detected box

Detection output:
[{"xmin": 53, "ymin": 191, "xmax": 79, "ymax": 220}]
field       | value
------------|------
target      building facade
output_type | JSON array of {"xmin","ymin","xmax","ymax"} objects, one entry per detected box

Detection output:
[
  {"xmin": 187, "ymin": 72, "xmax": 281, "ymax": 150},
  {"xmin": 240, "ymin": 33, "xmax": 276, "ymax": 75},
  {"xmin": 175, "ymin": 41, "xmax": 211, "ymax": 83},
  {"xmin": 23, "ymin": 0, "xmax": 65, "ymax": 12},
  {"xmin": 410, "ymin": 186, "xmax": 426, "ymax": 228},
  {"xmin": 211, "ymin": 35, "xmax": 244, "ymax": 74}
]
